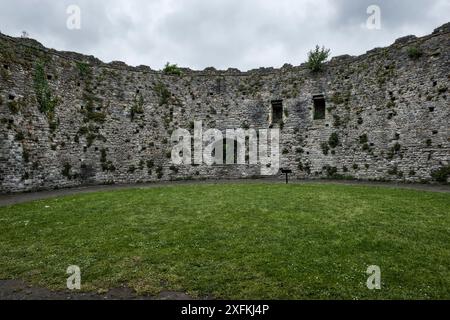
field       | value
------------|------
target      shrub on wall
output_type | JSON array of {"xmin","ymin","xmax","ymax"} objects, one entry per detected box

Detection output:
[
  {"xmin": 76, "ymin": 61, "xmax": 92, "ymax": 78},
  {"xmin": 307, "ymin": 45, "xmax": 330, "ymax": 72},
  {"xmin": 163, "ymin": 62, "xmax": 182, "ymax": 76},
  {"xmin": 154, "ymin": 82, "xmax": 171, "ymax": 106},
  {"xmin": 328, "ymin": 133, "xmax": 339, "ymax": 149},
  {"xmin": 407, "ymin": 46, "xmax": 423, "ymax": 59},
  {"xmin": 82, "ymin": 93, "xmax": 106, "ymax": 123}
]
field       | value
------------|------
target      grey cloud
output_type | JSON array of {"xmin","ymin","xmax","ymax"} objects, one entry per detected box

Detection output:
[
  {"xmin": 0, "ymin": 0, "xmax": 448, "ymax": 71},
  {"xmin": 332, "ymin": 0, "xmax": 444, "ymax": 30}
]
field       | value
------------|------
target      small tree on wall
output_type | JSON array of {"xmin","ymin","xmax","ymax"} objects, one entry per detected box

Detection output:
[
  {"xmin": 307, "ymin": 45, "xmax": 330, "ymax": 72},
  {"xmin": 163, "ymin": 62, "xmax": 183, "ymax": 76}
]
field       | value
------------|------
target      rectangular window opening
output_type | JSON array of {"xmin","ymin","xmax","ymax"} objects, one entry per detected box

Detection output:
[
  {"xmin": 271, "ymin": 100, "xmax": 283, "ymax": 124},
  {"xmin": 313, "ymin": 94, "xmax": 326, "ymax": 120}
]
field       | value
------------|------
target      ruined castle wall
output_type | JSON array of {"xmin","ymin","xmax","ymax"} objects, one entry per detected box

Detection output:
[{"xmin": 0, "ymin": 23, "xmax": 449, "ymax": 193}]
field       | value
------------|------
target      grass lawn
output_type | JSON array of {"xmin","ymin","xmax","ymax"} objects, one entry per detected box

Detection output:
[{"xmin": 0, "ymin": 183, "xmax": 449, "ymax": 299}]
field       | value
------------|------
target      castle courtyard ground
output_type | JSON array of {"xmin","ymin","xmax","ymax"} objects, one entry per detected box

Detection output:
[{"xmin": 1, "ymin": 182, "xmax": 449, "ymax": 299}]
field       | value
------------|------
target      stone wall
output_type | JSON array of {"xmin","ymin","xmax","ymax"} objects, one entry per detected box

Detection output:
[{"xmin": 1, "ymin": 23, "xmax": 449, "ymax": 193}]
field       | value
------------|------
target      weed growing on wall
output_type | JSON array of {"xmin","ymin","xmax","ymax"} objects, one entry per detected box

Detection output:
[
  {"xmin": 33, "ymin": 61, "xmax": 58, "ymax": 117},
  {"xmin": 154, "ymin": 81, "xmax": 171, "ymax": 106}
]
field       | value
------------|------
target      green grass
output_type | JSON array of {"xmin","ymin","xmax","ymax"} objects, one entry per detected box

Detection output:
[{"xmin": 0, "ymin": 183, "xmax": 449, "ymax": 299}]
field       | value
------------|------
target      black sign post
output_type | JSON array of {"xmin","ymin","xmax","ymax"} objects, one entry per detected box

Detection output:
[{"xmin": 281, "ymin": 169, "xmax": 293, "ymax": 184}]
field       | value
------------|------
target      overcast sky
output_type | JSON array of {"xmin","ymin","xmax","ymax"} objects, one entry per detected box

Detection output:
[{"xmin": 0, "ymin": 0, "xmax": 448, "ymax": 71}]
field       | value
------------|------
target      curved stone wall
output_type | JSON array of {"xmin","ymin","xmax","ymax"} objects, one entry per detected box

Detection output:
[{"xmin": 0, "ymin": 23, "xmax": 449, "ymax": 193}]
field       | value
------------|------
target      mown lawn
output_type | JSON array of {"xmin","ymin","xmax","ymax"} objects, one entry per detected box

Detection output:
[{"xmin": 0, "ymin": 183, "xmax": 449, "ymax": 299}]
